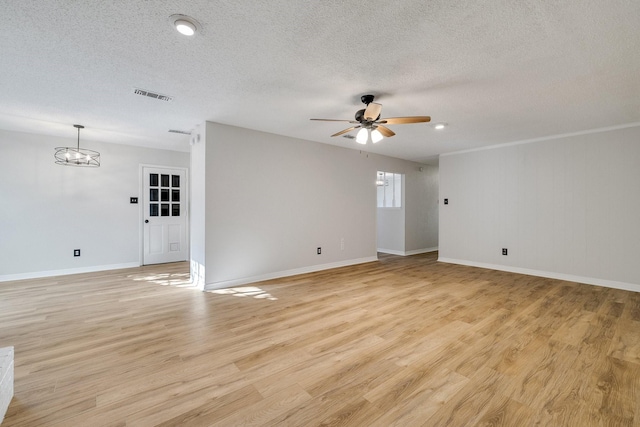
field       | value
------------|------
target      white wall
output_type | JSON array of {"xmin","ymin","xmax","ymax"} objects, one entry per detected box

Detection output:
[
  {"xmin": 406, "ymin": 165, "xmax": 439, "ymax": 254},
  {"xmin": 439, "ymin": 125, "xmax": 640, "ymax": 291},
  {"xmin": 189, "ymin": 124, "xmax": 207, "ymax": 288},
  {"xmin": 192, "ymin": 122, "xmax": 438, "ymax": 289},
  {"xmin": 376, "ymin": 206, "xmax": 405, "ymax": 254},
  {"xmin": 0, "ymin": 129, "xmax": 189, "ymax": 281},
  {"xmin": 377, "ymin": 164, "xmax": 439, "ymax": 256}
]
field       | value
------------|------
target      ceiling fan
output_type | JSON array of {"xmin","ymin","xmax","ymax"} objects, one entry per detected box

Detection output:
[{"xmin": 311, "ymin": 94, "xmax": 430, "ymax": 144}]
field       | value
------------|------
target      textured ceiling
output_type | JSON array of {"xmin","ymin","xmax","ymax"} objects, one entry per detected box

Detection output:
[{"xmin": 1, "ymin": 0, "xmax": 639, "ymax": 163}]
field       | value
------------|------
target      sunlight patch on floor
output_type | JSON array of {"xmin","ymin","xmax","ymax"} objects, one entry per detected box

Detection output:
[
  {"xmin": 207, "ymin": 286, "xmax": 277, "ymax": 300},
  {"xmin": 130, "ymin": 272, "xmax": 196, "ymax": 288}
]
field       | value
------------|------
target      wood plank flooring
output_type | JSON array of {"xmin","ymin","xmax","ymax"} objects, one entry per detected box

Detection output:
[{"xmin": 1, "ymin": 252, "xmax": 639, "ymax": 426}]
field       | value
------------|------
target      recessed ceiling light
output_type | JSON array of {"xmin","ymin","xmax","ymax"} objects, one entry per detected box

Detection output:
[
  {"xmin": 169, "ymin": 14, "xmax": 200, "ymax": 37},
  {"xmin": 175, "ymin": 20, "xmax": 195, "ymax": 35},
  {"xmin": 434, "ymin": 122, "xmax": 447, "ymax": 130}
]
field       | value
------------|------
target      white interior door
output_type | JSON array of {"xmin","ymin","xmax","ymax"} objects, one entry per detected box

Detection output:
[{"xmin": 143, "ymin": 167, "xmax": 188, "ymax": 265}]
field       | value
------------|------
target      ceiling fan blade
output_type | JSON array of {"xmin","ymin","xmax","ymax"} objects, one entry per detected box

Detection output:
[
  {"xmin": 364, "ymin": 103, "xmax": 382, "ymax": 121},
  {"xmin": 376, "ymin": 125, "xmax": 395, "ymax": 137},
  {"xmin": 378, "ymin": 116, "xmax": 431, "ymax": 125},
  {"xmin": 331, "ymin": 126, "xmax": 360, "ymax": 137}
]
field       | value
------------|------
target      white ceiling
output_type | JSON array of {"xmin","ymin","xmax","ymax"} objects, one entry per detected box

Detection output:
[{"xmin": 1, "ymin": 0, "xmax": 639, "ymax": 163}]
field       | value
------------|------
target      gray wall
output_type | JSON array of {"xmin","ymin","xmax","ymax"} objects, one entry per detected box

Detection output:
[
  {"xmin": 439, "ymin": 125, "xmax": 640, "ymax": 291},
  {"xmin": 0, "ymin": 123, "xmax": 439, "ymax": 286},
  {"xmin": 191, "ymin": 122, "xmax": 438, "ymax": 289},
  {"xmin": 0, "ymin": 129, "xmax": 189, "ymax": 280}
]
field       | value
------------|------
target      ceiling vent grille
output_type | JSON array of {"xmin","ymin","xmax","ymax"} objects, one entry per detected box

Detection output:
[
  {"xmin": 168, "ymin": 129, "xmax": 191, "ymax": 135},
  {"xmin": 133, "ymin": 88, "xmax": 173, "ymax": 102}
]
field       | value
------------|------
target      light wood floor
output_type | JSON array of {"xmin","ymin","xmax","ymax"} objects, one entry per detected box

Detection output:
[{"xmin": 1, "ymin": 253, "xmax": 639, "ymax": 426}]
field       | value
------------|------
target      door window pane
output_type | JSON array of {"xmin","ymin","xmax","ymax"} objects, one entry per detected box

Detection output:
[
  {"xmin": 172, "ymin": 175, "xmax": 180, "ymax": 188},
  {"xmin": 172, "ymin": 204, "xmax": 180, "ymax": 216},
  {"xmin": 150, "ymin": 189, "xmax": 158, "ymax": 202},
  {"xmin": 161, "ymin": 174, "xmax": 170, "ymax": 187},
  {"xmin": 150, "ymin": 174, "xmax": 158, "ymax": 187},
  {"xmin": 161, "ymin": 204, "xmax": 170, "ymax": 216},
  {"xmin": 172, "ymin": 189, "xmax": 180, "ymax": 202},
  {"xmin": 150, "ymin": 204, "xmax": 159, "ymax": 216},
  {"xmin": 161, "ymin": 189, "xmax": 170, "ymax": 202}
]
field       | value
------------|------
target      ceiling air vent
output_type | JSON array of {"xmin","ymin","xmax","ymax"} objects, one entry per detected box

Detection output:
[
  {"xmin": 133, "ymin": 88, "xmax": 173, "ymax": 102},
  {"xmin": 168, "ymin": 129, "xmax": 191, "ymax": 135}
]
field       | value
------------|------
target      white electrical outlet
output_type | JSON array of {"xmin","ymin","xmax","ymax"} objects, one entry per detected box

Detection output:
[{"xmin": 340, "ymin": 238, "xmax": 344, "ymax": 250}]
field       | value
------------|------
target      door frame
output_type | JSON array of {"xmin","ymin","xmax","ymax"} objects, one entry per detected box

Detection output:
[{"xmin": 138, "ymin": 164, "xmax": 190, "ymax": 265}]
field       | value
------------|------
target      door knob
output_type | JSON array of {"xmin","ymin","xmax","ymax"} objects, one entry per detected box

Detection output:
[{"xmin": 145, "ymin": 220, "xmax": 149, "ymax": 223}]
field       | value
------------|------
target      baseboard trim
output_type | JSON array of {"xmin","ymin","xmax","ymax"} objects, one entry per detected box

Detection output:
[
  {"xmin": 0, "ymin": 262, "xmax": 140, "ymax": 283},
  {"xmin": 377, "ymin": 248, "xmax": 405, "ymax": 256},
  {"xmin": 437, "ymin": 257, "xmax": 640, "ymax": 293},
  {"xmin": 406, "ymin": 247, "xmax": 439, "ymax": 256},
  {"xmin": 204, "ymin": 256, "xmax": 379, "ymax": 290},
  {"xmin": 378, "ymin": 247, "xmax": 439, "ymax": 256}
]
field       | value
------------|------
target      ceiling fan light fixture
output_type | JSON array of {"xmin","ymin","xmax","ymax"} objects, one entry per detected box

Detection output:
[
  {"xmin": 311, "ymin": 94, "xmax": 430, "ymax": 144},
  {"xmin": 371, "ymin": 128, "xmax": 383, "ymax": 143},
  {"xmin": 356, "ymin": 128, "xmax": 368, "ymax": 144}
]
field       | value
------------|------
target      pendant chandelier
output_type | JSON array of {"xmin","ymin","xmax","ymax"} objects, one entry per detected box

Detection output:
[{"xmin": 54, "ymin": 124, "xmax": 100, "ymax": 167}]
